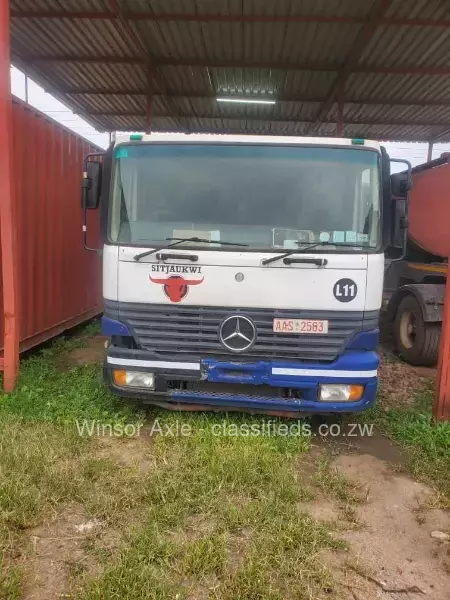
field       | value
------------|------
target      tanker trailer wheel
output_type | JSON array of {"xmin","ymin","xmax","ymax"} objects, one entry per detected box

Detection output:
[{"xmin": 393, "ymin": 296, "xmax": 440, "ymax": 366}]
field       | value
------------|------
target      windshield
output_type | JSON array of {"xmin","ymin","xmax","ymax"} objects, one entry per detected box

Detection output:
[{"xmin": 109, "ymin": 143, "xmax": 381, "ymax": 251}]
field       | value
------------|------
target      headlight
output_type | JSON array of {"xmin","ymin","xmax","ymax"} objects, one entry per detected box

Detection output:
[
  {"xmin": 113, "ymin": 370, "xmax": 155, "ymax": 389},
  {"xmin": 319, "ymin": 384, "xmax": 364, "ymax": 402}
]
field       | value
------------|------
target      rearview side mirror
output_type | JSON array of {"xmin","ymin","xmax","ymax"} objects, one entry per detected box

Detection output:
[
  {"xmin": 387, "ymin": 158, "xmax": 412, "ymax": 260},
  {"xmin": 391, "ymin": 171, "xmax": 412, "ymax": 197},
  {"xmin": 81, "ymin": 152, "xmax": 104, "ymax": 253},
  {"xmin": 82, "ymin": 160, "xmax": 103, "ymax": 210}
]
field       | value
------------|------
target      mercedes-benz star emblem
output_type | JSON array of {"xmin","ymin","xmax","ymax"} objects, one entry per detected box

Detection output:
[{"xmin": 219, "ymin": 315, "xmax": 257, "ymax": 353}]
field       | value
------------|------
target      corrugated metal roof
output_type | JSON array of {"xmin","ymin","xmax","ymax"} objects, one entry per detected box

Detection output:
[{"xmin": 9, "ymin": 0, "xmax": 450, "ymax": 141}]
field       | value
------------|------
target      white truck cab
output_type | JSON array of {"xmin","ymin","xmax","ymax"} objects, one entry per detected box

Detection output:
[{"xmin": 82, "ymin": 134, "xmax": 410, "ymax": 415}]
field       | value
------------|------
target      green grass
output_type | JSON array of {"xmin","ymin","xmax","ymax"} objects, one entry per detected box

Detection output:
[
  {"xmin": 0, "ymin": 328, "xmax": 145, "ymax": 598},
  {"xmin": 311, "ymin": 457, "xmax": 366, "ymax": 526},
  {"xmin": 181, "ymin": 532, "xmax": 227, "ymax": 576},
  {"xmin": 313, "ymin": 458, "xmax": 365, "ymax": 505},
  {"xmin": 0, "ymin": 332, "xmax": 140, "ymax": 427},
  {"xmin": 78, "ymin": 414, "xmax": 343, "ymax": 600},
  {"xmin": 0, "ymin": 560, "xmax": 21, "ymax": 600},
  {"xmin": 5, "ymin": 326, "xmax": 449, "ymax": 598},
  {"xmin": 368, "ymin": 383, "xmax": 450, "ymax": 503},
  {"xmin": 0, "ymin": 330, "xmax": 348, "ymax": 600}
]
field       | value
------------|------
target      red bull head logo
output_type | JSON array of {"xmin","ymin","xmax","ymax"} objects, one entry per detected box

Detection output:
[{"xmin": 149, "ymin": 274, "xmax": 204, "ymax": 303}]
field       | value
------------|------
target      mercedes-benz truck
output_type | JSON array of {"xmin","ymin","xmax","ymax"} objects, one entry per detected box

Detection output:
[{"xmin": 82, "ymin": 135, "xmax": 409, "ymax": 416}]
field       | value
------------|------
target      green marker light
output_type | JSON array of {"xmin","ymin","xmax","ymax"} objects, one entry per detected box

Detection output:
[
  {"xmin": 130, "ymin": 133, "xmax": 144, "ymax": 141},
  {"xmin": 351, "ymin": 138, "xmax": 365, "ymax": 145}
]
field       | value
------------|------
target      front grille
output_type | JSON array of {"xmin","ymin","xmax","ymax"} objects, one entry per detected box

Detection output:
[
  {"xmin": 181, "ymin": 381, "xmax": 298, "ymax": 399},
  {"xmin": 106, "ymin": 300, "xmax": 378, "ymax": 363}
]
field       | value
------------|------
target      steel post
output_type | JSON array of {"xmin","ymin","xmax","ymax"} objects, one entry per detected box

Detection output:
[
  {"xmin": 0, "ymin": 0, "xmax": 20, "ymax": 391},
  {"xmin": 434, "ymin": 263, "xmax": 450, "ymax": 420}
]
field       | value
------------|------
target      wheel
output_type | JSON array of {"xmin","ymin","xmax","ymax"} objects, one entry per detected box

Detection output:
[{"xmin": 393, "ymin": 295, "xmax": 441, "ymax": 366}]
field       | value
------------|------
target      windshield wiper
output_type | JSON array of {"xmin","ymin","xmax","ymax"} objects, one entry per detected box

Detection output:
[
  {"xmin": 261, "ymin": 241, "xmax": 370, "ymax": 266},
  {"xmin": 134, "ymin": 236, "xmax": 249, "ymax": 261}
]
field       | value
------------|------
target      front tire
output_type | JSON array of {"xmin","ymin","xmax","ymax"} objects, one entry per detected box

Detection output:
[{"xmin": 393, "ymin": 295, "xmax": 440, "ymax": 366}]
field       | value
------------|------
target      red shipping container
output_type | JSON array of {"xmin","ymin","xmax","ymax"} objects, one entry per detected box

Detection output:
[{"xmin": 0, "ymin": 96, "xmax": 103, "ymax": 387}]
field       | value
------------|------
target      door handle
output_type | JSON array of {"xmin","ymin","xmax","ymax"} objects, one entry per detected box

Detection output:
[
  {"xmin": 283, "ymin": 257, "xmax": 328, "ymax": 266},
  {"xmin": 156, "ymin": 252, "xmax": 199, "ymax": 262}
]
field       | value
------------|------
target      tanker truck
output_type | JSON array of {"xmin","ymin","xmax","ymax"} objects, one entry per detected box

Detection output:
[{"xmin": 384, "ymin": 154, "xmax": 448, "ymax": 366}]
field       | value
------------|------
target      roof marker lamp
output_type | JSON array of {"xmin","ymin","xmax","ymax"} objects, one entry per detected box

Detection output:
[{"xmin": 217, "ymin": 97, "xmax": 276, "ymax": 105}]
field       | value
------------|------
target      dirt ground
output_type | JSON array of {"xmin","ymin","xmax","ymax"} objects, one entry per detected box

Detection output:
[
  {"xmin": 309, "ymin": 355, "xmax": 449, "ymax": 599},
  {"xmin": 378, "ymin": 346, "xmax": 437, "ymax": 409},
  {"xmin": 20, "ymin": 505, "xmax": 101, "ymax": 599},
  {"xmin": 17, "ymin": 431, "xmax": 157, "ymax": 600},
  {"xmin": 20, "ymin": 426, "xmax": 449, "ymax": 600},
  {"xmin": 59, "ymin": 335, "xmax": 108, "ymax": 369},
  {"xmin": 303, "ymin": 432, "xmax": 449, "ymax": 599},
  {"xmin": 335, "ymin": 453, "xmax": 449, "ymax": 598}
]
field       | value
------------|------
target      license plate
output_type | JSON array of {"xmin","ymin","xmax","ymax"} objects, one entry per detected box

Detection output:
[{"xmin": 273, "ymin": 318, "xmax": 329, "ymax": 334}]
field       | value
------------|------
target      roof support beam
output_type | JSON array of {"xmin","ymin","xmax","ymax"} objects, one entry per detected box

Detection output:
[
  {"xmin": 27, "ymin": 56, "xmax": 450, "ymax": 76},
  {"xmin": 432, "ymin": 127, "xmax": 450, "ymax": 143},
  {"xmin": 10, "ymin": 10, "xmax": 450, "ymax": 28},
  {"xmin": 11, "ymin": 11, "xmax": 111, "ymax": 19},
  {"xmin": 61, "ymin": 88, "xmax": 450, "ymax": 107},
  {"xmin": 84, "ymin": 111, "xmax": 450, "ymax": 128},
  {"xmin": 28, "ymin": 56, "xmax": 337, "ymax": 70},
  {"xmin": 32, "ymin": 56, "xmax": 145, "ymax": 65},
  {"xmin": 310, "ymin": 0, "xmax": 394, "ymax": 134}
]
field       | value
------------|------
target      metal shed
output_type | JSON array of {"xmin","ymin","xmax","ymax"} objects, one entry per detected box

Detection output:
[
  {"xmin": 9, "ymin": 0, "xmax": 450, "ymax": 150},
  {"xmin": 1, "ymin": 0, "xmax": 450, "ymax": 418}
]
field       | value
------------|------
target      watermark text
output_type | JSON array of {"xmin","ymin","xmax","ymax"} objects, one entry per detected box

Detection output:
[{"xmin": 75, "ymin": 419, "xmax": 374, "ymax": 438}]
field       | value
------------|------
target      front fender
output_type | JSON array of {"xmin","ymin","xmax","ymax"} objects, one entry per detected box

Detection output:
[{"xmin": 385, "ymin": 283, "xmax": 445, "ymax": 323}]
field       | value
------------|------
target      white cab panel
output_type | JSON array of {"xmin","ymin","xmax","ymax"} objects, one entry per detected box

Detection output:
[
  {"xmin": 115, "ymin": 247, "xmax": 381, "ymax": 312},
  {"xmin": 365, "ymin": 253, "xmax": 384, "ymax": 311},
  {"xmin": 103, "ymin": 244, "xmax": 119, "ymax": 301}
]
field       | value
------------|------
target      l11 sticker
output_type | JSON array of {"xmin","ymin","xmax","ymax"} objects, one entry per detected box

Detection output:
[{"xmin": 333, "ymin": 278, "xmax": 358, "ymax": 302}]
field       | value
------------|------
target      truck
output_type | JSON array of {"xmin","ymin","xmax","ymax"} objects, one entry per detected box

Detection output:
[
  {"xmin": 82, "ymin": 135, "xmax": 410, "ymax": 416},
  {"xmin": 384, "ymin": 155, "xmax": 449, "ymax": 367}
]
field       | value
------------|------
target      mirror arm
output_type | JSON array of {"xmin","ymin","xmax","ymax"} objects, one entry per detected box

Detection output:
[
  {"xmin": 390, "ymin": 158, "xmax": 413, "ymax": 191},
  {"xmin": 82, "ymin": 210, "xmax": 102, "ymax": 254},
  {"xmin": 390, "ymin": 216, "xmax": 408, "ymax": 263},
  {"xmin": 83, "ymin": 152, "xmax": 105, "ymax": 170}
]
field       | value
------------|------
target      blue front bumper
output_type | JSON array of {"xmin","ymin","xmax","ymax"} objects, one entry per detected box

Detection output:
[{"xmin": 104, "ymin": 347, "xmax": 378, "ymax": 414}]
